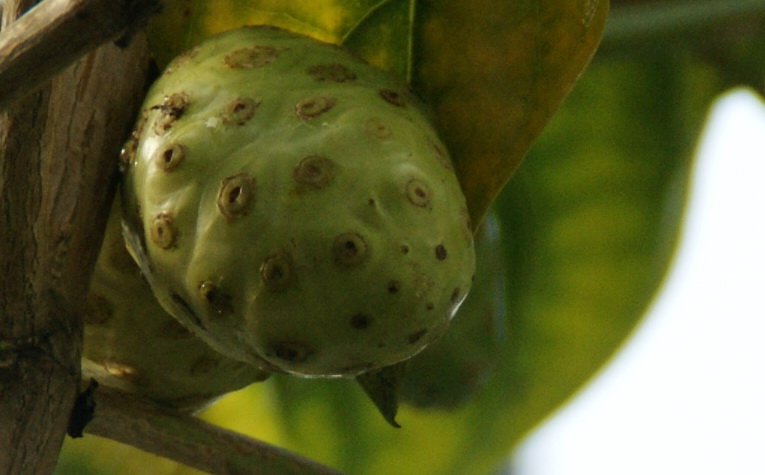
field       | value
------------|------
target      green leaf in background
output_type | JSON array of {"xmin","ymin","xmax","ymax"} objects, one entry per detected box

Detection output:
[{"xmin": 411, "ymin": 0, "xmax": 608, "ymax": 224}]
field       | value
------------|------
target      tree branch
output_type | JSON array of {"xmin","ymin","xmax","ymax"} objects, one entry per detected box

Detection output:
[
  {"xmin": 0, "ymin": 0, "xmax": 161, "ymax": 110},
  {"xmin": 84, "ymin": 384, "xmax": 345, "ymax": 475},
  {"xmin": 0, "ymin": 2, "xmax": 150, "ymax": 470}
]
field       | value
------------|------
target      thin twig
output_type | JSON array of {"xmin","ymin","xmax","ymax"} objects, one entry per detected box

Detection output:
[
  {"xmin": 0, "ymin": 0, "xmax": 160, "ymax": 110},
  {"xmin": 84, "ymin": 384, "xmax": 346, "ymax": 475}
]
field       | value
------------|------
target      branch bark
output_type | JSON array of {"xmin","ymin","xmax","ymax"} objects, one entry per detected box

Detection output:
[
  {"xmin": 0, "ymin": 0, "xmax": 160, "ymax": 110},
  {"xmin": 84, "ymin": 385, "xmax": 345, "ymax": 475},
  {"xmin": 0, "ymin": 1, "xmax": 150, "ymax": 471}
]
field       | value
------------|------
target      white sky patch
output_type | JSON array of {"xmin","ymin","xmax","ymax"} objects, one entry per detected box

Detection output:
[{"xmin": 511, "ymin": 88, "xmax": 765, "ymax": 475}]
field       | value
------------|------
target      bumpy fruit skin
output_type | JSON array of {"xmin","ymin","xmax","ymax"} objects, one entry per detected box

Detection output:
[
  {"xmin": 83, "ymin": 197, "xmax": 270, "ymax": 412},
  {"xmin": 399, "ymin": 211, "xmax": 506, "ymax": 409},
  {"xmin": 121, "ymin": 26, "xmax": 475, "ymax": 377}
]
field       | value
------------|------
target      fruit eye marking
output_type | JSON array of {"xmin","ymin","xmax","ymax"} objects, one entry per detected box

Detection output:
[
  {"xmin": 198, "ymin": 280, "xmax": 233, "ymax": 315},
  {"xmin": 293, "ymin": 155, "xmax": 336, "ymax": 188},
  {"xmin": 154, "ymin": 143, "xmax": 185, "ymax": 172},
  {"xmin": 260, "ymin": 252, "xmax": 294, "ymax": 292},
  {"xmin": 350, "ymin": 313, "xmax": 373, "ymax": 330},
  {"xmin": 307, "ymin": 63, "xmax": 356, "ymax": 82},
  {"xmin": 224, "ymin": 45, "xmax": 281, "ymax": 69},
  {"xmin": 150, "ymin": 213, "xmax": 178, "ymax": 250},
  {"xmin": 406, "ymin": 178, "xmax": 432, "ymax": 208},
  {"xmin": 222, "ymin": 97, "xmax": 260, "ymax": 125},
  {"xmin": 379, "ymin": 89, "xmax": 406, "ymax": 107},
  {"xmin": 267, "ymin": 341, "xmax": 315, "ymax": 364},
  {"xmin": 332, "ymin": 233, "xmax": 368, "ymax": 267},
  {"xmin": 217, "ymin": 173, "xmax": 255, "ymax": 220},
  {"xmin": 295, "ymin": 96, "xmax": 336, "ymax": 120}
]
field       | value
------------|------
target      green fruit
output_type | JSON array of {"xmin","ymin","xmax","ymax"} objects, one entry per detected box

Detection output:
[
  {"xmin": 399, "ymin": 211, "xmax": 506, "ymax": 409},
  {"xmin": 83, "ymin": 196, "xmax": 270, "ymax": 412},
  {"xmin": 121, "ymin": 26, "xmax": 475, "ymax": 377}
]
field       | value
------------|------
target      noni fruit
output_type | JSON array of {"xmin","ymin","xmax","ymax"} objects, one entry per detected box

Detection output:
[
  {"xmin": 84, "ymin": 196, "xmax": 269, "ymax": 411},
  {"xmin": 121, "ymin": 26, "xmax": 475, "ymax": 377}
]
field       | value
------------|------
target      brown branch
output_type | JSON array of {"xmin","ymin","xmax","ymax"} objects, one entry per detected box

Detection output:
[
  {"xmin": 0, "ymin": 0, "xmax": 161, "ymax": 110},
  {"xmin": 84, "ymin": 384, "xmax": 346, "ymax": 475},
  {"xmin": 0, "ymin": 1, "xmax": 150, "ymax": 470}
]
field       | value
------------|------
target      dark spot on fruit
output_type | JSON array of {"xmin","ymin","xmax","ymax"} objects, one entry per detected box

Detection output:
[
  {"xmin": 451, "ymin": 287, "xmax": 461, "ymax": 303},
  {"xmin": 84, "ymin": 293, "xmax": 113, "ymax": 325},
  {"xmin": 222, "ymin": 97, "xmax": 260, "ymax": 125},
  {"xmin": 190, "ymin": 355, "xmax": 219, "ymax": 375},
  {"xmin": 363, "ymin": 117, "xmax": 392, "ymax": 139},
  {"xmin": 170, "ymin": 292, "xmax": 204, "ymax": 329},
  {"xmin": 217, "ymin": 173, "xmax": 255, "ymax": 220},
  {"xmin": 260, "ymin": 251, "xmax": 294, "ymax": 292},
  {"xmin": 401, "ymin": 245, "xmax": 410, "ymax": 254},
  {"xmin": 368, "ymin": 198, "xmax": 376, "ymax": 206},
  {"xmin": 224, "ymin": 45, "xmax": 281, "ymax": 69},
  {"xmin": 435, "ymin": 244, "xmax": 447, "ymax": 260},
  {"xmin": 376, "ymin": 342, "xmax": 386, "ymax": 348},
  {"xmin": 293, "ymin": 155, "xmax": 335, "ymax": 188},
  {"xmin": 408, "ymin": 329, "xmax": 428, "ymax": 344},
  {"xmin": 387, "ymin": 280, "xmax": 401, "ymax": 294},
  {"xmin": 268, "ymin": 341, "xmax": 314, "ymax": 363},
  {"xmin": 198, "ymin": 281, "xmax": 233, "ymax": 315},
  {"xmin": 350, "ymin": 313, "xmax": 372, "ymax": 330},
  {"xmin": 150, "ymin": 213, "xmax": 177, "ymax": 250},
  {"xmin": 333, "ymin": 233, "xmax": 367, "ymax": 267},
  {"xmin": 426, "ymin": 302, "xmax": 435, "ymax": 311},
  {"xmin": 406, "ymin": 178, "xmax": 432, "ymax": 207},
  {"xmin": 295, "ymin": 96, "xmax": 335, "ymax": 120},
  {"xmin": 154, "ymin": 142, "xmax": 185, "ymax": 172},
  {"xmin": 151, "ymin": 92, "xmax": 189, "ymax": 134},
  {"xmin": 380, "ymin": 89, "xmax": 406, "ymax": 107},
  {"xmin": 307, "ymin": 63, "xmax": 356, "ymax": 82}
]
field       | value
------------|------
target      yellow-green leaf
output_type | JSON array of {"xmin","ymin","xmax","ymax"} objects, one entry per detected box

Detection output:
[{"xmin": 412, "ymin": 0, "xmax": 608, "ymax": 224}]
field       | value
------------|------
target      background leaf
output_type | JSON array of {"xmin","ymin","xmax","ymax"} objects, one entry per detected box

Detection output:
[{"xmin": 411, "ymin": 0, "xmax": 608, "ymax": 224}]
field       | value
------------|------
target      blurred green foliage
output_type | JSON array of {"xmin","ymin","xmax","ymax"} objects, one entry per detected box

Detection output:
[{"xmin": 56, "ymin": 0, "xmax": 765, "ymax": 474}]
